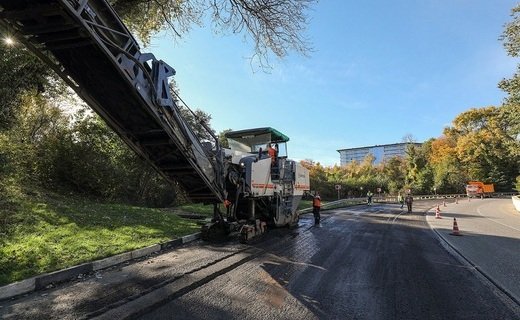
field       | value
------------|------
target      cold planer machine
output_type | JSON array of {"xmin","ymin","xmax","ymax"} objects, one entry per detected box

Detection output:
[
  {"xmin": 203, "ymin": 127, "xmax": 310, "ymax": 242},
  {"xmin": 0, "ymin": 0, "xmax": 310, "ymax": 242}
]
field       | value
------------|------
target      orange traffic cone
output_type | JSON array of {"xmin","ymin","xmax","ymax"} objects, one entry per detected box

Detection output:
[
  {"xmin": 450, "ymin": 218, "xmax": 462, "ymax": 236},
  {"xmin": 435, "ymin": 205, "xmax": 442, "ymax": 219}
]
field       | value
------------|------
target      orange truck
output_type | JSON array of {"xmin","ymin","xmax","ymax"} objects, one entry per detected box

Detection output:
[{"xmin": 466, "ymin": 181, "xmax": 495, "ymax": 198}]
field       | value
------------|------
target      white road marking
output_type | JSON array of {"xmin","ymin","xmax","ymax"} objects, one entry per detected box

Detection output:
[
  {"xmin": 385, "ymin": 209, "xmax": 405, "ymax": 223},
  {"xmin": 476, "ymin": 206, "xmax": 520, "ymax": 232}
]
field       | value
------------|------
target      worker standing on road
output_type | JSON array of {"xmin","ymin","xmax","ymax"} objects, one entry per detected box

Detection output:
[
  {"xmin": 405, "ymin": 193, "xmax": 413, "ymax": 213},
  {"xmin": 397, "ymin": 192, "xmax": 404, "ymax": 209},
  {"xmin": 367, "ymin": 190, "xmax": 373, "ymax": 206},
  {"xmin": 312, "ymin": 191, "xmax": 322, "ymax": 225}
]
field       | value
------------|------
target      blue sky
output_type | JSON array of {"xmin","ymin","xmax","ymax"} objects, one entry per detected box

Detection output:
[{"xmin": 146, "ymin": 1, "xmax": 518, "ymax": 166}]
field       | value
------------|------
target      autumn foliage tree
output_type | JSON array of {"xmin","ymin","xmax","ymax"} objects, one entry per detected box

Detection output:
[{"xmin": 302, "ymin": 104, "xmax": 518, "ymax": 200}]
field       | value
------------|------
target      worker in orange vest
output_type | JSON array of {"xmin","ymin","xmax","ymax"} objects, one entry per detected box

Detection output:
[
  {"xmin": 312, "ymin": 191, "xmax": 322, "ymax": 224},
  {"xmin": 267, "ymin": 143, "xmax": 277, "ymax": 165}
]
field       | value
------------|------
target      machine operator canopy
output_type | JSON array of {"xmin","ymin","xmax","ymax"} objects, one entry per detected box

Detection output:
[{"xmin": 225, "ymin": 127, "xmax": 289, "ymax": 155}]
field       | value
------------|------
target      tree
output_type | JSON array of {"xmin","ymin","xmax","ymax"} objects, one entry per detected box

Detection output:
[
  {"xmin": 500, "ymin": 4, "xmax": 520, "ymax": 105},
  {"xmin": 0, "ymin": 43, "xmax": 56, "ymax": 130},
  {"xmin": 428, "ymin": 135, "xmax": 465, "ymax": 193},
  {"xmin": 109, "ymin": 0, "xmax": 316, "ymax": 68},
  {"xmin": 452, "ymin": 107, "xmax": 517, "ymax": 191},
  {"xmin": 404, "ymin": 144, "xmax": 420, "ymax": 188},
  {"xmin": 167, "ymin": 79, "xmax": 219, "ymax": 144},
  {"xmin": 301, "ymin": 159, "xmax": 333, "ymax": 198},
  {"xmin": 498, "ymin": 4, "xmax": 520, "ymax": 190},
  {"xmin": 497, "ymin": 103, "xmax": 520, "ymax": 159},
  {"xmin": 403, "ymin": 142, "xmax": 435, "ymax": 194},
  {"xmin": 383, "ymin": 156, "xmax": 406, "ymax": 194},
  {"xmin": 427, "ymin": 106, "xmax": 518, "ymax": 192},
  {"xmin": 218, "ymin": 129, "xmax": 232, "ymax": 148},
  {"xmin": 401, "ymin": 133, "xmax": 417, "ymax": 143},
  {"xmin": 179, "ymin": 107, "xmax": 216, "ymax": 142}
]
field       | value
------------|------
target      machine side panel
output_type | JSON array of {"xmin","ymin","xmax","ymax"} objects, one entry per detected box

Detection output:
[
  {"xmin": 294, "ymin": 163, "xmax": 310, "ymax": 196},
  {"xmin": 249, "ymin": 159, "xmax": 275, "ymax": 197}
]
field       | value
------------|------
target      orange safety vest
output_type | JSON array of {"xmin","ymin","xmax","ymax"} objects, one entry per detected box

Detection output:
[
  {"xmin": 313, "ymin": 196, "xmax": 321, "ymax": 207},
  {"xmin": 268, "ymin": 147, "xmax": 277, "ymax": 162}
]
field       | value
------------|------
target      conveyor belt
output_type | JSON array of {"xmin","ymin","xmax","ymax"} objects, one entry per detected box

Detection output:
[{"xmin": 0, "ymin": 0, "xmax": 225, "ymax": 202}]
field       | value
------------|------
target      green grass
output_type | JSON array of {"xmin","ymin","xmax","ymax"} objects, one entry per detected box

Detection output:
[
  {"xmin": 0, "ymin": 191, "xmax": 200, "ymax": 286},
  {"xmin": 297, "ymin": 200, "xmax": 313, "ymax": 210},
  {"xmin": 322, "ymin": 199, "xmax": 365, "ymax": 210},
  {"xmin": 176, "ymin": 199, "xmax": 317, "ymax": 215},
  {"xmin": 175, "ymin": 203, "xmax": 215, "ymax": 216}
]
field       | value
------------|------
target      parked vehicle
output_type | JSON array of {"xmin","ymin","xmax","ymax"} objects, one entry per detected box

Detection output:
[{"xmin": 466, "ymin": 181, "xmax": 494, "ymax": 198}]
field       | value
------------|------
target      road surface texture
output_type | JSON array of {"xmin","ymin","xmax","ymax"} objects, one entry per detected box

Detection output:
[
  {"xmin": 427, "ymin": 198, "xmax": 520, "ymax": 304},
  {"xmin": 0, "ymin": 200, "xmax": 518, "ymax": 319}
]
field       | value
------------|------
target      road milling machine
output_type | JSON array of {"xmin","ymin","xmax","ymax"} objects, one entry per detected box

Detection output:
[
  {"xmin": 0, "ymin": 0, "xmax": 310, "ymax": 242},
  {"xmin": 208, "ymin": 128, "xmax": 310, "ymax": 241}
]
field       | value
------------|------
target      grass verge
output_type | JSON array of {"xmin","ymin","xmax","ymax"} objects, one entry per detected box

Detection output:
[{"xmin": 0, "ymin": 190, "xmax": 200, "ymax": 286}]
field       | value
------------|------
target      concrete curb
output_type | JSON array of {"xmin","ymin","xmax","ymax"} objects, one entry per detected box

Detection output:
[
  {"xmin": 424, "ymin": 207, "xmax": 520, "ymax": 309},
  {"xmin": 0, "ymin": 232, "xmax": 201, "ymax": 301}
]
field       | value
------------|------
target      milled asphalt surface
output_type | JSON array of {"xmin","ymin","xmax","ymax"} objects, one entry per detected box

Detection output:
[{"xmin": 426, "ymin": 198, "xmax": 520, "ymax": 305}]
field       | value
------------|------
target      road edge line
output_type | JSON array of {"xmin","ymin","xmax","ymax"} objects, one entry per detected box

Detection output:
[{"xmin": 425, "ymin": 208, "xmax": 520, "ymax": 312}]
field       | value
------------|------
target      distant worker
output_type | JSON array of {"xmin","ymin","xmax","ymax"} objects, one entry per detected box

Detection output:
[
  {"xmin": 312, "ymin": 191, "xmax": 322, "ymax": 225},
  {"xmin": 267, "ymin": 143, "xmax": 277, "ymax": 165},
  {"xmin": 405, "ymin": 192, "xmax": 413, "ymax": 213},
  {"xmin": 397, "ymin": 192, "xmax": 404, "ymax": 209},
  {"xmin": 367, "ymin": 190, "xmax": 373, "ymax": 206}
]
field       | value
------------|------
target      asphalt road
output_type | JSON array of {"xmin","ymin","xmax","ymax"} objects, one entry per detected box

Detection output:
[
  {"xmin": 427, "ymin": 198, "xmax": 520, "ymax": 304},
  {"xmin": 139, "ymin": 201, "xmax": 519, "ymax": 320},
  {"xmin": 1, "ymin": 201, "xmax": 518, "ymax": 319}
]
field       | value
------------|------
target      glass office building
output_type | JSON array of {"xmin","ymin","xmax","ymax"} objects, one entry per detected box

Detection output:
[{"xmin": 337, "ymin": 142, "xmax": 422, "ymax": 166}]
